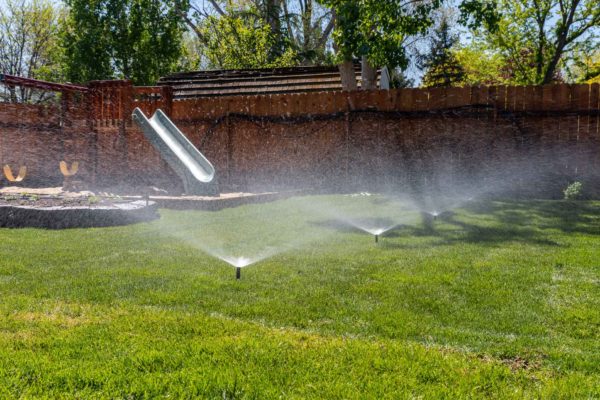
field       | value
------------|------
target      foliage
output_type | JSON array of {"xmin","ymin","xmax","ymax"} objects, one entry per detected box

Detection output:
[
  {"xmin": 193, "ymin": 4, "xmax": 299, "ymax": 69},
  {"xmin": 0, "ymin": 197, "xmax": 599, "ymax": 397},
  {"xmin": 389, "ymin": 68, "xmax": 414, "ymax": 88},
  {"xmin": 184, "ymin": 1, "xmax": 334, "ymax": 69},
  {"xmin": 469, "ymin": 0, "xmax": 600, "ymax": 84},
  {"xmin": 0, "ymin": 0, "xmax": 65, "ymax": 102},
  {"xmin": 61, "ymin": 0, "xmax": 189, "ymax": 85},
  {"xmin": 570, "ymin": 50, "xmax": 600, "ymax": 83},
  {"xmin": 87, "ymin": 195, "xmax": 100, "ymax": 205},
  {"xmin": 318, "ymin": 0, "xmax": 420, "ymax": 70},
  {"xmin": 419, "ymin": 14, "xmax": 465, "ymax": 87},
  {"xmin": 280, "ymin": 0, "xmax": 335, "ymax": 64},
  {"xmin": 174, "ymin": 31, "xmax": 203, "ymax": 71},
  {"xmin": 317, "ymin": 0, "xmax": 499, "ymax": 70},
  {"xmin": 564, "ymin": 181, "xmax": 583, "ymax": 200},
  {"xmin": 453, "ymin": 42, "xmax": 512, "ymax": 85}
]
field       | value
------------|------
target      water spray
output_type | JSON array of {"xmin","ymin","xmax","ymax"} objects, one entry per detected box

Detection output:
[
  {"xmin": 370, "ymin": 229, "xmax": 385, "ymax": 244},
  {"xmin": 228, "ymin": 257, "xmax": 251, "ymax": 280}
]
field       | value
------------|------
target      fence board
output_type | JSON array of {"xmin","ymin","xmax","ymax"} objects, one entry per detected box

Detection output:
[
  {"xmin": 592, "ymin": 83, "xmax": 600, "ymax": 140},
  {"xmin": 413, "ymin": 88, "xmax": 429, "ymax": 111},
  {"xmin": 397, "ymin": 88, "xmax": 414, "ymax": 111},
  {"xmin": 494, "ymin": 86, "xmax": 507, "ymax": 110},
  {"xmin": 506, "ymin": 86, "xmax": 517, "ymax": 111},
  {"xmin": 571, "ymin": 85, "xmax": 590, "ymax": 141},
  {"xmin": 308, "ymin": 92, "xmax": 326, "ymax": 114},
  {"xmin": 572, "ymin": 84, "xmax": 590, "ymax": 110},
  {"xmin": 474, "ymin": 86, "xmax": 490, "ymax": 106},
  {"xmin": 427, "ymin": 87, "xmax": 445, "ymax": 109},
  {"xmin": 542, "ymin": 85, "xmax": 555, "ymax": 111}
]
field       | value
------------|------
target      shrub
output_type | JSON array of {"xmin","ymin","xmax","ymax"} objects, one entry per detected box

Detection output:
[{"xmin": 563, "ymin": 181, "xmax": 583, "ymax": 200}]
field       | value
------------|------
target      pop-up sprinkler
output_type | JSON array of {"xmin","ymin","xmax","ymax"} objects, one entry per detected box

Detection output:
[
  {"xmin": 372, "ymin": 229, "xmax": 385, "ymax": 244},
  {"xmin": 233, "ymin": 257, "xmax": 251, "ymax": 280}
]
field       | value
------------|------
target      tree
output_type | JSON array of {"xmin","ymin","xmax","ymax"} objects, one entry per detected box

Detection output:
[
  {"xmin": 0, "ymin": 0, "xmax": 65, "ymax": 102},
  {"xmin": 193, "ymin": 4, "xmax": 298, "ymax": 69},
  {"xmin": 183, "ymin": 0, "xmax": 334, "ymax": 68},
  {"xmin": 61, "ymin": 0, "xmax": 189, "ymax": 85},
  {"xmin": 419, "ymin": 14, "xmax": 465, "ymax": 87},
  {"xmin": 280, "ymin": 0, "xmax": 335, "ymax": 65},
  {"xmin": 570, "ymin": 49, "xmax": 600, "ymax": 83},
  {"xmin": 318, "ymin": 0, "xmax": 500, "ymax": 90},
  {"xmin": 453, "ymin": 42, "xmax": 512, "ymax": 85},
  {"xmin": 472, "ymin": 0, "xmax": 600, "ymax": 84}
]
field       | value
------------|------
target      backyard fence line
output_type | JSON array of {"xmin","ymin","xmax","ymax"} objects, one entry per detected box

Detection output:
[
  {"xmin": 1, "ymin": 77, "xmax": 599, "ymax": 193},
  {"xmin": 87, "ymin": 82, "xmax": 600, "ymax": 125}
]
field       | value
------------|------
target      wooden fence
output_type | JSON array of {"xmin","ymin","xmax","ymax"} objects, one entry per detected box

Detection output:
[{"xmin": 1, "ymin": 79, "xmax": 599, "ymax": 195}]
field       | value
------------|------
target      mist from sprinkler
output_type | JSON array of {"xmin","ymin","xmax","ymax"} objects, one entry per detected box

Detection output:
[
  {"xmin": 220, "ymin": 256, "xmax": 254, "ymax": 279},
  {"xmin": 427, "ymin": 211, "xmax": 440, "ymax": 220},
  {"xmin": 418, "ymin": 196, "xmax": 475, "ymax": 221},
  {"xmin": 360, "ymin": 226, "xmax": 396, "ymax": 243}
]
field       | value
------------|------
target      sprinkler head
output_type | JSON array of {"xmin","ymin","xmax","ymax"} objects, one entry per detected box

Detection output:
[
  {"xmin": 236, "ymin": 267, "xmax": 241, "ymax": 280},
  {"xmin": 375, "ymin": 234, "xmax": 379, "ymax": 243}
]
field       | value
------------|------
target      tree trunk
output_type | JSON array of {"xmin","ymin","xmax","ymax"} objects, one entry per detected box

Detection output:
[
  {"xmin": 339, "ymin": 61, "xmax": 358, "ymax": 91},
  {"xmin": 9, "ymin": 86, "xmax": 18, "ymax": 103},
  {"xmin": 361, "ymin": 56, "xmax": 378, "ymax": 90},
  {"xmin": 265, "ymin": 0, "xmax": 282, "ymax": 40}
]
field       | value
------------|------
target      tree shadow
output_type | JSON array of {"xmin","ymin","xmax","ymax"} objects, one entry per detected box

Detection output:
[
  {"xmin": 310, "ymin": 217, "xmax": 399, "ymax": 234},
  {"xmin": 308, "ymin": 200, "xmax": 598, "ymax": 249},
  {"xmin": 439, "ymin": 215, "xmax": 562, "ymax": 247},
  {"xmin": 463, "ymin": 200, "xmax": 600, "ymax": 236}
]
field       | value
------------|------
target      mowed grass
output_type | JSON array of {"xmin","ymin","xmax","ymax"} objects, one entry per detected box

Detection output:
[{"xmin": 0, "ymin": 196, "xmax": 599, "ymax": 398}]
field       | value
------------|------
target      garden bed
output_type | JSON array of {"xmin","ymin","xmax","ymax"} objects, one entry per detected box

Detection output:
[{"xmin": 0, "ymin": 191, "xmax": 158, "ymax": 229}]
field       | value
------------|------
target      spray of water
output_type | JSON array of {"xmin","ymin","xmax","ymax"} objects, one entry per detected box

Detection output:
[
  {"xmin": 296, "ymin": 193, "xmax": 418, "ymax": 240},
  {"xmin": 145, "ymin": 199, "xmax": 341, "ymax": 278},
  {"xmin": 220, "ymin": 256, "xmax": 253, "ymax": 268}
]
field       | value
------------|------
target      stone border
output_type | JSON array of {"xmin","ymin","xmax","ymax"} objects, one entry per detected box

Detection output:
[{"xmin": 0, "ymin": 201, "xmax": 159, "ymax": 229}]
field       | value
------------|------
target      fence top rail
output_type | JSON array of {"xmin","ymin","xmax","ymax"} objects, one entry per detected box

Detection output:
[{"xmin": 0, "ymin": 73, "xmax": 90, "ymax": 93}]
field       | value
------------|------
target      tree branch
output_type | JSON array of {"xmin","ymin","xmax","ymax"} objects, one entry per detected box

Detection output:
[
  {"xmin": 317, "ymin": 12, "xmax": 334, "ymax": 49},
  {"xmin": 207, "ymin": 0, "xmax": 226, "ymax": 17}
]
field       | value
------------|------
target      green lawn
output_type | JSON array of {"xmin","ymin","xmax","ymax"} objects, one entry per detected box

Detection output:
[{"xmin": 0, "ymin": 196, "xmax": 599, "ymax": 398}]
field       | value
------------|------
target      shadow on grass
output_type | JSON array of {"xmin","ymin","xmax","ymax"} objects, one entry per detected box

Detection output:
[
  {"xmin": 440, "ymin": 215, "xmax": 562, "ymax": 247},
  {"xmin": 464, "ymin": 200, "xmax": 600, "ymax": 236},
  {"xmin": 310, "ymin": 217, "xmax": 398, "ymax": 234},
  {"xmin": 308, "ymin": 200, "xmax": 598, "ymax": 249}
]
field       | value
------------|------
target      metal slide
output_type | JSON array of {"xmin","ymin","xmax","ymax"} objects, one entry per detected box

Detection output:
[{"xmin": 132, "ymin": 108, "xmax": 218, "ymax": 195}]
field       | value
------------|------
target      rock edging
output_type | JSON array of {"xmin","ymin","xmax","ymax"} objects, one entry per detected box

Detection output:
[{"xmin": 0, "ymin": 201, "xmax": 159, "ymax": 229}]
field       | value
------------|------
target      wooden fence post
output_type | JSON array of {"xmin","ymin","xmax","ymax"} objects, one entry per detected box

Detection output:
[{"xmin": 161, "ymin": 85, "xmax": 174, "ymax": 117}]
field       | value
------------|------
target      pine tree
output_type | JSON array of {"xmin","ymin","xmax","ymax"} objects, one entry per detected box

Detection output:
[{"xmin": 419, "ymin": 15, "xmax": 465, "ymax": 87}]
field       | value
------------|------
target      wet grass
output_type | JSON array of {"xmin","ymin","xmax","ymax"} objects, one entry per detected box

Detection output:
[{"xmin": 0, "ymin": 196, "xmax": 599, "ymax": 398}]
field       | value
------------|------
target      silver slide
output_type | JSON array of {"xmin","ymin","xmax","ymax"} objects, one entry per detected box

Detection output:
[{"xmin": 132, "ymin": 107, "xmax": 218, "ymax": 195}]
